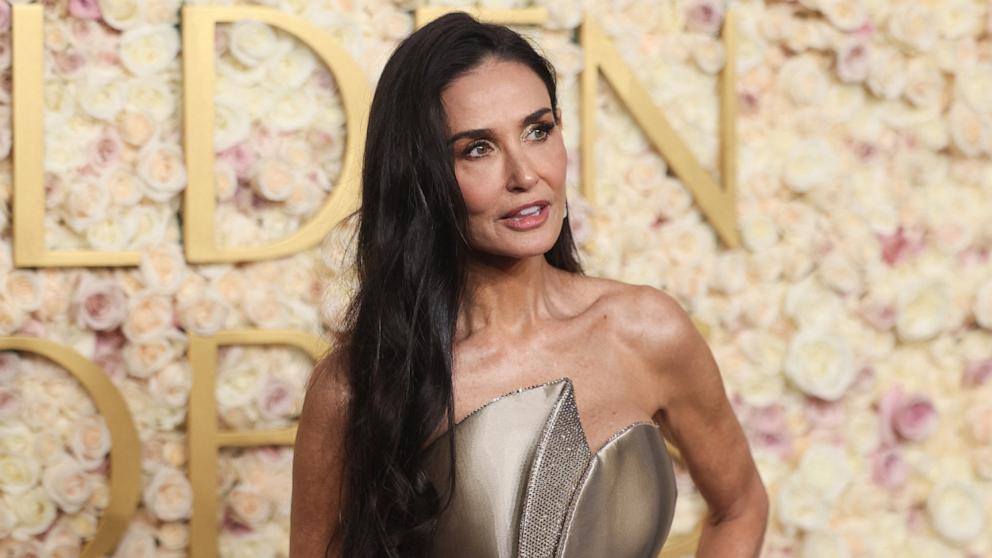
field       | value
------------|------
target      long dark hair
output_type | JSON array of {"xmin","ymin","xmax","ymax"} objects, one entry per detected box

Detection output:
[{"xmin": 317, "ymin": 11, "xmax": 583, "ymax": 557}]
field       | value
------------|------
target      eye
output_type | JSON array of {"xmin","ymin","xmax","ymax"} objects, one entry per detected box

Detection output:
[
  {"xmin": 464, "ymin": 142, "xmax": 492, "ymax": 158},
  {"xmin": 526, "ymin": 122, "xmax": 555, "ymax": 141}
]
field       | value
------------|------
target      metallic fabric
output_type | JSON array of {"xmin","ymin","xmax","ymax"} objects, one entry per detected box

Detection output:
[{"xmin": 425, "ymin": 377, "xmax": 677, "ymax": 558}]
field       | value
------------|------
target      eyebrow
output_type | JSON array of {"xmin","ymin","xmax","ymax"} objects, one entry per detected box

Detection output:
[{"xmin": 447, "ymin": 107, "xmax": 553, "ymax": 145}]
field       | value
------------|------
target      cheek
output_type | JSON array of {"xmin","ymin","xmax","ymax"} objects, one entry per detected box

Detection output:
[{"xmin": 454, "ymin": 164, "xmax": 502, "ymax": 215}]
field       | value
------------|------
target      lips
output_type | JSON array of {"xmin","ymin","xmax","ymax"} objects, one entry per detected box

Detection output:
[{"xmin": 501, "ymin": 200, "xmax": 550, "ymax": 219}]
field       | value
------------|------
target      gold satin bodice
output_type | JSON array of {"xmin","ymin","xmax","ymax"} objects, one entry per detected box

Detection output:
[{"xmin": 424, "ymin": 377, "xmax": 677, "ymax": 557}]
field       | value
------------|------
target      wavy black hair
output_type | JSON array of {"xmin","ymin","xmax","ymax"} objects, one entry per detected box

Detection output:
[{"xmin": 319, "ymin": 11, "xmax": 583, "ymax": 557}]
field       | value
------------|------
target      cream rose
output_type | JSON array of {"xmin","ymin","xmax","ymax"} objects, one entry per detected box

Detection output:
[
  {"xmin": 266, "ymin": 45, "xmax": 317, "ymax": 90},
  {"xmin": 256, "ymin": 375, "xmax": 298, "ymax": 420},
  {"xmin": 0, "ymin": 503, "xmax": 13, "ymax": 541},
  {"xmin": 834, "ymin": 40, "xmax": 869, "ymax": 83},
  {"xmin": 117, "ymin": 111, "xmax": 156, "ymax": 146},
  {"xmin": 120, "ymin": 25, "xmax": 180, "ymax": 77},
  {"xmin": 69, "ymin": 416, "xmax": 111, "ymax": 470},
  {"xmin": 101, "ymin": 165, "xmax": 144, "ymax": 206},
  {"xmin": 137, "ymin": 141, "xmax": 187, "ymax": 201},
  {"xmin": 229, "ymin": 20, "xmax": 280, "ymax": 67},
  {"xmin": 99, "ymin": 0, "xmax": 144, "ymax": 30},
  {"xmin": 887, "ymin": 4, "xmax": 938, "ymax": 53},
  {"xmin": 927, "ymin": 481, "xmax": 985, "ymax": 544},
  {"xmin": 6, "ymin": 487, "xmax": 56, "ymax": 539},
  {"xmin": 78, "ymin": 70, "xmax": 128, "ymax": 122},
  {"xmin": 87, "ymin": 212, "xmax": 137, "ymax": 251},
  {"xmin": 213, "ymin": 95, "xmax": 252, "ymax": 152},
  {"xmin": 801, "ymin": 530, "xmax": 851, "ymax": 558},
  {"xmin": 61, "ymin": 179, "xmax": 110, "ymax": 233},
  {"xmin": 123, "ymin": 336, "xmax": 183, "ymax": 378},
  {"xmin": 217, "ymin": 362, "xmax": 264, "ymax": 409},
  {"xmin": 784, "ymin": 327, "xmax": 855, "ymax": 401},
  {"xmin": 867, "ymin": 48, "xmax": 908, "ymax": 100},
  {"xmin": 157, "ymin": 521, "xmax": 189, "ymax": 551},
  {"xmin": 126, "ymin": 77, "xmax": 175, "ymax": 122},
  {"xmin": 139, "ymin": 243, "xmax": 187, "ymax": 293},
  {"xmin": 143, "ymin": 467, "xmax": 193, "ymax": 521},
  {"xmin": 895, "ymin": 277, "xmax": 952, "ymax": 342},
  {"xmin": 783, "ymin": 137, "xmax": 837, "ymax": 194},
  {"xmin": 974, "ymin": 279, "xmax": 992, "ymax": 330},
  {"xmin": 3, "ymin": 270, "xmax": 43, "ymax": 313},
  {"xmin": 903, "ymin": 59, "xmax": 944, "ymax": 109},
  {"xmin": 818, "ymin": 0, "xmax": 868, "ymax": 31},
  {"xmin": 0, "ymin": 423, "xmax": 32, "ymax": 456},
  {"xmin": 0, "ymin": 455, "xmax": 41, "ymax": 495},
  {"xmin": 948, "ymin": 102, "xmax": 991, "ymax": 157},
  {"xmin": 798, "ymin": 444, "xmax": 852, "ymax": 499},
  {"xmin": 0, "ymin": 297, "xmax": 25, "ymax": 336},
  {"xmin": 267, "ymin": 89, "xmax": 316, "ymax": 132},
  {"xmin": 244, "ymin": 289, "xmax": 290, "ymax": 329},
  {"xmin": 123, "ymin": 290, "xmax": 174, "ymax": 342},
  {"xmin": 112, "ymin": 523, "xmax": 156, "ymax": 558},
  {"xmin": 42, "ymin": 458, "xmax": 92, "ymax": 513},
  {"xmin": 228, "ymin": 485, "xmax": 272, "ymax": 527},
  {"xmin": 955, "ymin": 63, "xmax": 992, "ymax": 115},
  {"xmin": 776, "ymin": 473, "xmax": 831, "ymax": 531},
  {"xmin": 177, "ymin": 291, "xmax": 229, "ymax": 336},
  {"xmin": 253, "ymin": 158, "xmax": 297, "ymax": 202},
  {"xmin": 284, "ymin": 181, "xmax": 324, "ymax": 217}
]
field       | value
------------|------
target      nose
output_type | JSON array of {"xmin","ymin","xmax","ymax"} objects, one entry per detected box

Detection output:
[{"xmin": 504, "ymin": 145, "xmax": 538, "ymax": 191}]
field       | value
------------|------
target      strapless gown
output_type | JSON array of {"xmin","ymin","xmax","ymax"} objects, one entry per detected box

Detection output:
[{"xmin": 424, "ymin": 377, "xmax": 677, "ymax": 557}]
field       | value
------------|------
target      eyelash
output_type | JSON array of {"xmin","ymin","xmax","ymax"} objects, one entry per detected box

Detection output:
[{"xmin": 463, "ymin": 122, "xmax": 556, "ymax": 159}]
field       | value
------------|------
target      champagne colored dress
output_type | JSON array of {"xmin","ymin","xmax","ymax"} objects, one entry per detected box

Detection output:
[{"xmin": 425, "ymin": 377, "xmax": 678, "ymax": 557}]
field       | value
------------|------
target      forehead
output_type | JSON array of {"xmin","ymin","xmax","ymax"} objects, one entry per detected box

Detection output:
[{"xmin": 442, "ymin": 58, "xmax": 551, "ymax": 130}]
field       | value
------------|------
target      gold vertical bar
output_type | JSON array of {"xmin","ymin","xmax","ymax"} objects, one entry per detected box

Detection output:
[
  {"xmin": 719, "ymin": 8, "xmax": 738, "ymax": 216},
  {"xmin": 11, "ymin": 5, "xmax": 45, "ymax": 267}
]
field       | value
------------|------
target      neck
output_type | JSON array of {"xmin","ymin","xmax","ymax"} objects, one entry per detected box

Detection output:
[{"xmin": 458, "ymin": 252, "xmax": 560, "ymax": 340}]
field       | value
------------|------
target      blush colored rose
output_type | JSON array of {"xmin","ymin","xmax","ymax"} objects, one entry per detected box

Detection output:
[
  {"xmin": 893, "ymin": 395, "xmax": 939, "ymax": 441},
  {"xmin": 684, "ymin": 0, "xmax": 724, "ymax": 35},
  {"xmin": 963, "ymin": 359, "xmax": 992, "ymax": 387},
  {"xmin": 0, "ymin": 2, "xmax": 10, "ymax": 33},
  {"xmin": 74, "ymin": 277, "xmax": 129, "ymax": 331},
  {"xmin": 870, "ymin": 447, "xmax": 909, "ymax": 489},
  {"xmin": 68, "ymin": 0, "xmax": 102, "ymax": 20}
]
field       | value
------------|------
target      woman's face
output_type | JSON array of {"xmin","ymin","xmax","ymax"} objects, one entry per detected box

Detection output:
[{"xmin": 442, "ymin": 58, "xmax": 567, "ymax": 261}]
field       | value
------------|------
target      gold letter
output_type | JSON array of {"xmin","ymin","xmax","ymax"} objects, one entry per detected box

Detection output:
[
  {"xmin": 182, "ymin": 6, "xmax": 370, "ymax": 264},
  {"xmin": 0, "ymin": 337, "xmax": 141, "ymax": 557},
  {"xmin": 580, "ymin": 12, "xmax": 740, "ymax": 248},
  {"xmin": 187, "ymin": 329, "xmax": 329, "ymax": 558}
]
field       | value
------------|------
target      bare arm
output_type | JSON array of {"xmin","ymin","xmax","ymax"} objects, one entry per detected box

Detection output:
[
  {"xmin": 290, "ymin": 349, "xmax": 350, "ymax": 558},
  {"xmin": 632, "ymin": 287, "xmax": 769, "ymax": 558}
]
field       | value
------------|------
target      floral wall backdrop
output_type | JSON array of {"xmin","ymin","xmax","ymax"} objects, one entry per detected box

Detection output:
[{"xmin": 1, "ymin": 0, "xmax": 991, "ymax": 556}]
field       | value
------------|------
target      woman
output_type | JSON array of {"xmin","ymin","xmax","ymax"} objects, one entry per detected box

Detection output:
[{"xmin": 291, "ymin": 11, "xmax": 768, "ymax": 558}]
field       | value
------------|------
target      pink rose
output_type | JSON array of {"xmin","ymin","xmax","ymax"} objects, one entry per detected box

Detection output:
[
  {"xmin": 963, "ymin": 359, "xmax": 992, "ymax": 387},
  {"xmin": 0, "ymin": 1, "xmax": 10, "ymax": 33},
  {"xmin": 685, "ymin": 0, "xmax": 724, "ymax": 35},
  {"xmin": 0, "ymin": 385, "xmax": 22, "ymax": 420},
  {"xmin": 217, "ymin": 142, "xmax": 256, "ymax": 180},
  {"xmin": 257, "ymin": 376, "xmax": 297, "ymax": 420},
  {"xmin": 871, "ymin": 447, "xmax": 909, "ymax": 489},
  {"xmin": 877, "ymin": 225, "xmax": 925, "ymax": 267},
  {"xmin": 878, "ymin": 385, "xmax": 939, "ymax": 444},
  {"xmin": 74, "ymin": 276, "xmax": 129, "ymax": 331},
  {"xmin": 746, "ymin": 404, "xmax": 793, "ymax": 458},
  {"xmin": 836, "ymin": 41, "xmax": 870, "ymax": 83},
  {"xmin": 53, "ymin": 49, "xmax": 87, "ymax": 79},
  {"xmin": 91, "ymin": 129, "xmax": 122, "ymax": 168},
  {"xmin": 68, "ymin": 0, "xmax": 102, "ymax": 20}
]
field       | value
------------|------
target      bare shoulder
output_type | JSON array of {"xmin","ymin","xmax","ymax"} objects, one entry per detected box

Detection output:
[{"xmin": 578, "ymin": 278, "xmax": 706, "ymax": 409}]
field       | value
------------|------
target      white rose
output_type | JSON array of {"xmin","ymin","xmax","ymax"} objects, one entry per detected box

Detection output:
[
  {"xmin": 215, "ymin": 159, "xmax": 238, "ymax": 202},
  {"xmin": 818, "ymin": 0, "xmax": 868, "ymax": 32},
  {"xmin": 112, "ymin": 522, "xmax": 156, "ymax": 558},
  {"xmin": 895, "ymin": 277, "xmax": 951, "ymax": 342},
  {"xmin": 783, "ymin": 137, "xmax": 837, "ymax": 193},
  {"xmin": 284, "ymin": 181, "xmax": 323, "ymax": 217},
  {"xmin": 266, "ymin": 45, "xmax": 317, "ymax": 90},
  {"xmin": 229, "ymin": 20, "xmax": 280, "ymax": 67},
  {"xmin": 44, "ymin": 134, "xmax": 87, "ymax": 174},
  {"xmin": 801, "ymin": 530, "xmax": 851, "ymax": 558},
  {"xmin": 69, "ymin": 416, "xmax": 110, "ymax": 470},
  {"xmin": 974, "ymin": 279, "xmax": 992, "ymax": 330},
  {"xmin": 6, "ymin": 487, "xmax": 56, "ymax": 539},
  {"xmin": 213, "ymin": 95, "xmax": 252, "ymax": 152},
  {"xmin": 99, "ymin": 0, "xmax": 144, "ymax": 30},
  {"xmin": 784, "ymin": 327, "xmax": 855, "ymax": 401},
  {"xmin": 148, "ymin": 362, "xmax": 191, "ymax": 409},
  {"xmin": 41, "ymin": 458, "xmax": 91, "ymax": 513},
  {"xmin": 144, "ymin": 467, "xmax": 193, "ymax": 521},
  {"xmin": 887, "ymin": 4, "xmax": 938, "ymax": 53},
  {"xmin": 177, "ymin": 291, "xmax": 229, "ymax": 336},
  {"xmin": 798, "ymin": 444, "xmax": 852, "ymax": 499},
  {"xmin": 776, "ymin": 473, "xmax": 831, "ymax": 531},
  {"xmin": 61, "ymin": 179, "xmax": 110, "ymax": 233},
  {"xmin": 785, "ymin": 277, "xmax": 844, "ymax": 330},
  {"xmin": 3, "ymin": 270, "xmax": 43, "ymax": 312},
  {"xmin": 228, "ymin": 485, "xmax": 272, "ymax": 527},
  {"xmin": 867, "ymin": 47, "xmax": 908, "ymax": 100},
  {"xmin": 253, "ymin": 158, "xmax": 297, "ymax": 202},
  {"xmin": 244, "ymin": 289, "xmax": 290, "ymax": 328},
  {"xmin": 690, "ymin": 34, "xmax": 725, "ymax": 74},
  {"xmin": 44, "ymin": 80, "xmax": 77, "ymax": 129},
  {"xmin": 120, "ymin": 25, "xmax": 180, "ymax": 77},
  {"xmin": 78, "ymin": 70, "xmax": 128, "ymax": 122},
  {"xmin": 0, "ymin": 455, "xmax": 41, "ymax": 495},
  {"xmin": 123, "ymin": 335, "xmax": 183, "ymax": 378},
  {"xmin": 0, "ymin": 502, "xmax": 13, "ymax": 540},
  {"xmin": 138, "ymin": 141, "xmax": 186, "ymax": 201},
  {"xmin": 101, "ymin": 165, "xmax": 144, "ymax": 206},
  {"xmin": 217, "ymin": 362, "xmax": 264, "ymax": 409},
  {"xmin": 267, "ymin": 89, "xmax": 316, "ymax": 132},
  {"xmin": 0, "ymin": 423, "xmax": 33, "ymax": 456},
  {"xmin": 126, "ymin": 77, "xmax": 175, "ymax": 122},
  {"xmin": 739, "ymin": 209, "xmax": 780, "ymax": 253},
  {"xmin": 139, "ymin": 243, "xmax": 187, "ymax": 293},
  {"xmin": 936, "ymin": 0, "xmax": 984, "ymax": 39},
  {"xmin": 818, "ymin": 250, "xmax": 862, "ymax": 296},
  {"xmin": 86, "ymin": 212, "xmax": 137, "ymax": 251},
  {"xmin": 217, "ymin": 53, "xmax": 268, "ymax": 87},
  {"xmin": 927, "ymin": 481, "xmax": 985, "ymax": 544}
]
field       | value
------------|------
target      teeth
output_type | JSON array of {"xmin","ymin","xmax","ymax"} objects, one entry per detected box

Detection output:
[{"xmin": 516, "ymin": 205, "xmax": 541, "ymax": 217}]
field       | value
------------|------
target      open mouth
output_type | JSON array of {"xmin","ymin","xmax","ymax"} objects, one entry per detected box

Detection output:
[{"xmin": 499, "ymin": 202, "xmax": 550, "ymax": 230}]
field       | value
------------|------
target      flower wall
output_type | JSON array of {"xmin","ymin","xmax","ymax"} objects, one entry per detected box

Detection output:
[{"xmin": 0, "ymin": 0, "xmax": 991, "ymax": 556}]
